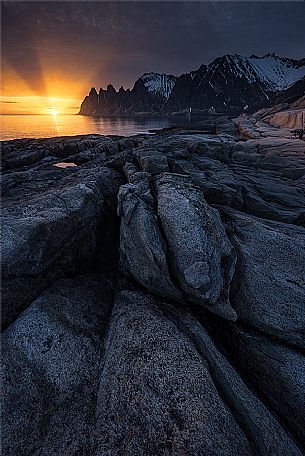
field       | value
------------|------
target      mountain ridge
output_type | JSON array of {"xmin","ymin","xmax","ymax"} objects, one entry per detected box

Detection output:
[{"xmin": 79, "ymin": 53, "xmax": 305, "ymax": 116}]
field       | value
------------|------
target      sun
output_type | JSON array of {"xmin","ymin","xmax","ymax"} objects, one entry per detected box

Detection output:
[{"xmin": 45, "ymin": 103, "xmax": 60, "ymax": 116}]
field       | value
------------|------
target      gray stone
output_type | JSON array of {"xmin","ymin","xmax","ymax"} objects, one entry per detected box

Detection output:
[
  {"xmin": 2, "ymin": 122, "xmax": 305, "ymax": 455},
  {"xmin": 2, "ymin": 164, "xmax": 124, "ymax": 328},
  {"xmin": 222, "ymin": 207, "xmax": 305, "ymax": 349},
  {"xmin": 156, "ymin": 173, "xmax": 237, "ymax": 321},
  {"xmin": 95, "ymin": 290, "xmax": 302, "ymax": 455},
  {"xmin": 2, "ymin": 274, "xmax": 115, "ymax": 456},
  {"xmin": 220, "ymin": 322, "xmax": 305, "ymax": 447},
  {"xmin": 118, "ymin": 179, "xmax": 182, "ymax": 301},
  {"xmin": 133, "ymin": 147, "xmax": 169, "ymax": 175}
]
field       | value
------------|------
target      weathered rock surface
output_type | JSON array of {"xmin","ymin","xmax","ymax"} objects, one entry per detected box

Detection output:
[
  {"xmin": 264, "ymin": 108, "xmax": 305, "ymax": 129},
  {"xmin": 172, "ymin": 129, "xmax": 305, "ymax": 224},
  {"xmin": 215, "ymin": 322, "xmax": 305, "ymax": 447},
  {"xmin": 2, "ymin": 274, "xmax": 115, "ymax": 456},
  {"xmin": 222, "ymin": 208, "xmax": 305, "ymax": 349},
  {"xmin": 2, "ymin": 115, "xmax": 305, "ymax": 454},
  {"xmin": 2, "ymin": 163, "xmax": 124, "ymax": 329},
  {"xmin": 118, "ymin": 178, "xmax": 182, "ymax": 301},
  {"xmin": 253, "ymin": 93, "xmax": 305, "ymax": 129},
  {"xmin": 156, "ymin": 174, "xmax": 237, "ymax": 320},
  {"xmin": 95, "ymin": 290, "xmax": 301, "ymax": 455}
]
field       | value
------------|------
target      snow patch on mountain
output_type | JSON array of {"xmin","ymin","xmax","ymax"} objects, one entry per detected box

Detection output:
[
  {"xmin": 225, "ymin": 54, "xmax": 305, "ymax": 91},
  {"xmin": 141, "ymin": 73, "xmax": 177, "ymax": 99},
  {"xmin": 248, "ymin": 55, "xmax": 305, "ymax": 90}
]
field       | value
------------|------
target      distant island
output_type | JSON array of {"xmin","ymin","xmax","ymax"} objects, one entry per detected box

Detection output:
[{"xmin": 79, "ymin": 53, "xmax": 305, "ymax": 116}]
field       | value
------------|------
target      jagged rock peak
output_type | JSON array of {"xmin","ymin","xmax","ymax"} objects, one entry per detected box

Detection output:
[
  {"xmin": 89, "ymin": 87, "xmax": 98, "ymax": 97},
  {"xmin": 107, "ymin": 84, "xmax": 116, "ymax": 94}
]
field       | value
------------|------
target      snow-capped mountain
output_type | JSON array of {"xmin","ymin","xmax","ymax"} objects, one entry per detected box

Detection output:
[
  {"xmin": 79, "ymin": 54, "xmax": 305, "ymax": 115},
  {"xmin": 216, "ymin": 54, "xmax": 305, "ymax": 91},
  {"xmin": 246, "ymin": 54, "xmax": 305, "ymax": 91},
  {"xmin": 140, "ymin": 73, "xmax": 177, "ymax": 99},
  {"xmin": 164, "ymin": 54, "xmax": 305, "ymax": 113}
]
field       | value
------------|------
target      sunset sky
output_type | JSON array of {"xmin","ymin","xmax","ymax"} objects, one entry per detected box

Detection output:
[{"xmin": 1, "ymin": 1, "xmax": 305, "ymax": 115}]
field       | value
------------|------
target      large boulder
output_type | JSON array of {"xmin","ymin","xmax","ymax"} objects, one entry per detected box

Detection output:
[
  {"xmin": 156, "ymin": 173, "xmax": 237, "ymax": 321},
  {"xmin": 118, "ymin": 179, "xmax": 182, "ymax": 301},
  {"xmin": 222, "ymin": 208, "xmax": 305, "ymax": 349}
]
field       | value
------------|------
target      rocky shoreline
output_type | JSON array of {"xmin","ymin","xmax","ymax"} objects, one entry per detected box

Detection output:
[{"xmin": 2, "ymin": 115, "xmax": 305, "ymax": 455}]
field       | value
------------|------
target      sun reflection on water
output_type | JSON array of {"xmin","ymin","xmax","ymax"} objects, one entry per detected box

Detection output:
[{"xmin": 1, "ymin": 114, "xmax": 179, "ymax": 140}]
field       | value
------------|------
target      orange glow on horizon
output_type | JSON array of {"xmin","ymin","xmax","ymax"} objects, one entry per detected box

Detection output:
[
  {"xmin": 1, "ymin": 58, "xmax": 97, "ymax": 115},
  {"xmin": 0, "ymin": 95, "xmax": 83, "ymax": 115}
]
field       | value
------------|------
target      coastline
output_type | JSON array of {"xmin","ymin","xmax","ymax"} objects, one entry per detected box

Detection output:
[{"xmin": 2, "ymin": 114, "xmax": 305, "ymax": 454}]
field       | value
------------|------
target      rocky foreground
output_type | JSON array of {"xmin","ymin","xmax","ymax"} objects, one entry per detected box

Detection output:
[{"xmin": 2, "ymin": 115, "xmax": 305, "ymax": 455}]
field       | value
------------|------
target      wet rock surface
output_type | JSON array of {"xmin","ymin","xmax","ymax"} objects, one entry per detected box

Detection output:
[{"xmin": 2, "ymin": 115, "xmax": 305, "ymax": 455}]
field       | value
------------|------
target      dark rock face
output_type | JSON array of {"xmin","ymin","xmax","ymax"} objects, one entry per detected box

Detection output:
[
  {"xmin": 218, "ymin": 323, "xmax": 305, "ymax": 446},
  {"xmin": 2, "ymin": 115, "xmax": 305, "ymax": 454},
  {"xmin": 96, "ymin": 290, "xmax": 251, "ymax": 455},
  {"xmin": 79, "ymin": 77, "xmax": 173, "ymax": 115},
  {"xmin": 1, "ymin": 134, "xmax": 145, "ymax": 329},
  {"xmin": 118, "ymin": 178, "xmax": 182, "ymax": 301},
  {"xmin": 95, "ymin": 290, "xmax": 301, "ymax": 456}
]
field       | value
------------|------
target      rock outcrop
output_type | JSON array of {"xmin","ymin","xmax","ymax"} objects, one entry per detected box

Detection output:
[
  {"xmin": 222, "ymin": 208, "xmax": 305, "ymax": 348},
  {"xmin": 95, "ymin": 290, "xmax": 301, "ymax": 456},
  {"xmin": 217, "ymin": 322, "xmax": 305, "ymax": 445},
  {"xmin": 2, "ymin": 115, "xmax": 305, "ymax": 454},
  {"xmin": 2, "ymin": 157, "xmax": 124, "ymax": 329},
  {"xmin": 118, "ymin": 178, "xmax": 182, "ymax": 301},
  {"xmin": 263, "ymin": 108, "xmax": 304, "ymax": 129},
  {"xmin": 254, "ymin": 91, "xmax": 305, "ymax": 130},
  {"xmin": 79, "ymin": 74, "xmax": 176, "ymax": 116}
]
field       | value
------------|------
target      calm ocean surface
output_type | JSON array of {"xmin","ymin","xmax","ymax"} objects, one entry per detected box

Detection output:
[{"xmin": 1, "ymin": 114, "xmax": 182, "ymax": 141}]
